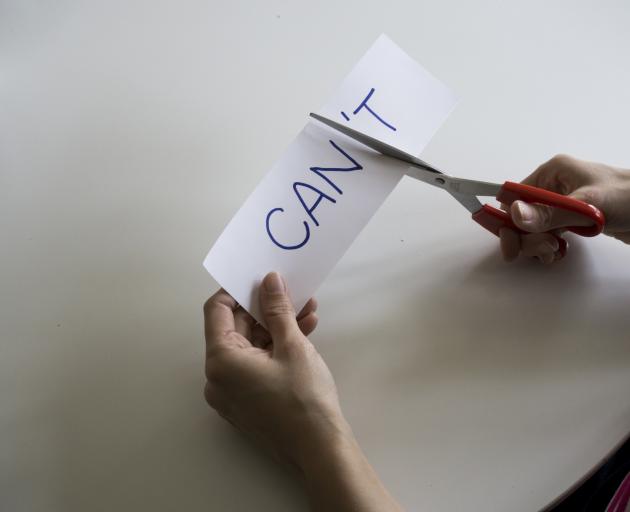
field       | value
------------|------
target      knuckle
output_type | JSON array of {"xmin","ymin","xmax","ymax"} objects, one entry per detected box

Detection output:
[
  {"xmin": 283, "ymin": 339, "xmax": 304, "ymax": 358},
  {"xmin": 263, "ymin": 298, "xmax": 295, "ymax": 319},
  {"xmin": 539, "ymin": 205, "xmax": 553, "ymax": 228},
  {"xmin": 204, "ymin": 386, "xmax": 229, "ymax": 416},
  {"xmin": 204, "ymin": 361, "xmax": 213, "ymax": 382},
  {"xmin": 271, "ymin": 332, "xmax": 305, "ymax": 359},
  {"xmin": 288, "ymin": 335, "xmax": 311, "ymax": 357},
  {"xmin": 204, "ymin": 382, "xmax": 221, "ymax": 410},
  {"xmin": 302, "ymin": 339, "xmax": 317, "ymax": 357},
  {"xmin": 546, "ymin": 154, "xmax": 575, "ymax": 171},
  {"xmin": 204, "ymin": 356, "xmax": 227, "ymax": 385},
  {"xmin": 574, "ymin": 186, "xmax": 601, "ymax": 206},
  {"xmin": 203, "ymin": 296, "xmax": 217, "ymax": 315},
  {"xmin": 206, "ymin": 365, "xmax": 224, "ymax": 387}
]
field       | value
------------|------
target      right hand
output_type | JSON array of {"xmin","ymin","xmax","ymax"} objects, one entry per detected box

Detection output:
[{"xmin": 499, "ymin": 155, "xmax": 630, "ymax": 263}]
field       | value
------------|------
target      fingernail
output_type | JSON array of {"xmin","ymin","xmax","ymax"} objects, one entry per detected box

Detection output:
[
  {"xmin": 515, "ymin": 201, "xmax": 532, "ymax": 223},
  {"xmin": 538, "ymin": 241, "xmax": 556, "ymax": 253},
  {"xmin": 264, "ymin": 272, "xmax": 285, "ymax": 293}
]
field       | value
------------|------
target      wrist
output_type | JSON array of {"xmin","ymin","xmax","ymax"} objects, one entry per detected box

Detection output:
[
  {"xmin": 293, "ymin": 407, "xmax": 355, "ymax": 474},
  {"xmin": 294, "ymin": 412, "xmax": 404, "ymax": 512}
]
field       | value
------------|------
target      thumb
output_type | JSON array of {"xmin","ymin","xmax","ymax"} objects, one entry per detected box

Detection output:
[
  {"xmin": 259, "ymin": 272, "xmax": 301, "ymax": 343},
  {"xmin": 510, "ymin": 194, "xmax": 596, "ymax": 233}
]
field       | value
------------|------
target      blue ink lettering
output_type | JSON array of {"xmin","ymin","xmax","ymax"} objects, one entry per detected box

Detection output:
[
  {"xmin": 265, "ymin": 207, "xmax": 310, "ymax": 250},
  {"xmin": 339, "ymin": 88, "xmax": 396, "ymax": 131},
  {"xmin": 265, "ymin": 140, "xmax": 363, "ymax": 250},
  {"xmin": 309, "ymin": 140, "xmax": 363, "ymax": 195},
  {"xmin": 353, "ymin": 88, "xmax": 396, "ymax": 130},
  {"xmin": 293, "ymin": 182, "xmax": 336, "ymax": 227}
]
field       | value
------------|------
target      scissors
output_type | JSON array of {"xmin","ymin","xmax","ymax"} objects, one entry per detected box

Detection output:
[{"xmin": 309, "ymin": 113, "xmax": 605, "ymax": 257}]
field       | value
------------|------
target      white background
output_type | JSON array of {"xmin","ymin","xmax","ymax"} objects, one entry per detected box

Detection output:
[{"xmin": 1, "ymin": 1, "xmax": 629, "ymax": 511}]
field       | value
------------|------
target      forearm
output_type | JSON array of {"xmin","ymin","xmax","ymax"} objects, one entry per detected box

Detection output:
[{"xmin": 297, "ymin": 415, "xmax": 403, "ymax": 512}]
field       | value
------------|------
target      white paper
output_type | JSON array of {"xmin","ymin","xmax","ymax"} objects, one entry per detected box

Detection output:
[
  {"xmin": 204, "ymin": 34, "xmax": 457, "ymax": 324},
  {"xmin": 318, "ymin": 34, "xmax": 457, "ymax": 156}
]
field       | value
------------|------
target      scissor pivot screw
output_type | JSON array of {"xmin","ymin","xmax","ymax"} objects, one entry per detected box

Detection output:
[{"xmin": 435, "ymin": 177, "xmax": 446, "ymax": 185}]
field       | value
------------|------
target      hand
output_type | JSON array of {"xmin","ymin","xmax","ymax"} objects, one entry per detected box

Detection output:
[
  {"xmin": 203, "ymin": 272, "xmax": 403, "ymax": 511},
  {"xmin": 203, "ymin": 271, "xmax": 345, "ymax": 468},
  {"xmin": 499, "ymin": 155, "xmax": 630, "ymax": 263}
]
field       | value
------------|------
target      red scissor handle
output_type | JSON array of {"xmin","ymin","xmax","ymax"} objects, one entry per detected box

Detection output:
[
  {"xmin": 472, "ymin": 181, "xmax": 606, "ymax": 258},
  {"xmin": 497, "ymin": 182, "xmax": 605, "ymax": 236}
]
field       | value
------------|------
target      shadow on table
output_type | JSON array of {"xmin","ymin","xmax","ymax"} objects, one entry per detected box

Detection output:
[
  {"xmin": 315, "ymin": 236, "xmax": 630, "ymax": 509},
  {"xmin": 319, "ymin": 235, "xmax": 630, "ymax": 390}
]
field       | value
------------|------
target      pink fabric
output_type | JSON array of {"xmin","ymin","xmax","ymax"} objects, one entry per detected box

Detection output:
[{"xmin": 606, "ymin": 472, "xmax": 630, "ymax": 512}]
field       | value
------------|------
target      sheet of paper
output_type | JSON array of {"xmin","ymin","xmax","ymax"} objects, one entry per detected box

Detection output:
[
  {"xmin": 318, "ymin": 34, "xmax": 457, "ymax": 156},
  {"xmin": 204, "ymin": 34, "xmax": 457, "ymax": 324}
]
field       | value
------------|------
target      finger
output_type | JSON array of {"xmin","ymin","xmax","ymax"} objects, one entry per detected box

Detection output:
[
  {"xmin": 251, "ymin": 323, "xmax": 272, "ymax": 349},
  {"xmin": 297, "ymin": 298, "xmax": 318, "ymax": 321},
  {"xmin": 204, "ymin": 289, "xmax": 252, "ymax": 352},
  {"xmin": 297, "ymin": 312, "xmax": 318, "ymax": 336},
  {"xmin": 520, "ymin": 232, "xmax": 561, "ymax": 263},
  {"xmin": 259, "ymin": 272, "xmax": 301, "ymax": 350},
  {"xmin": 538, "ymin": 249, "xmax": 557, "ymax": 264},
  {"xmin": 251, "ymin": 312, "xmax": 317, "ymax": 347},
  {"xmin": 234, "ymin": 306, "xmax": 255, "ymax": 338},
  {"xmin": 521, "ymin": 154, "xmax": 582, "ymax": 193},
  {"xmin": 203, "ymin": 289, "xmax": 237, "ymax": 350},
  {"xmin": 521, "ymin": 164, "xmax": 567, "ymax": 192},
  {"xmin": 509, "ymin": 200, "xmax": 595, "ymax": 233},
  {"xmin": 499, "ymin": 227, "xmax": 520, "ymax": 262}
]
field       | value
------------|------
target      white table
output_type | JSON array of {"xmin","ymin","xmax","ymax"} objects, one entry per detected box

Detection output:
[{"xmin": 2, "ymin": 2, "xmax": 629, "ymax": 510}]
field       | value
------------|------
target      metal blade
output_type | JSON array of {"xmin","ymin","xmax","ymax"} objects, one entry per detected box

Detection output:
[
  {"xmin": 447, "ymin": 191, "xmax": 484, "ymax": 214},
  {"xmin": 404, "ymin": 166, "xmax": 484, "ymax": 213},
  {"xmin": 309, "ymin": 112, "xmax": 502, "ymax": 208},
  {"xmin": 309, "ymin": 112, "xmax": 441, "ymax": 174},
  {"xmin": 404, "ymin": 163, "xmax": 501, "ymax": 201}
]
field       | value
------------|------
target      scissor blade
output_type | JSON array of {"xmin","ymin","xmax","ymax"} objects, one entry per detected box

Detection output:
[
  {"xmin": 310, "ymin": 112, "xmax": 501, "ymax": 210},
  {"xmin": 448, "ymin": 191, "xmax": 484, "ymax": 215},
  {"xmin": 309, "ymin": 112, "xmax": 441, "ymax": 175}
]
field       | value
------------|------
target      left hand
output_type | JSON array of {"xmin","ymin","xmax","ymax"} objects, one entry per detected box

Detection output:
[
  {"xmin": 204, "ymin": 273, "xmax": 403, "ymax": 512},
  {"xmin": 203, "ymin": 272, "xmax": 346, "ymax": 469}
]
